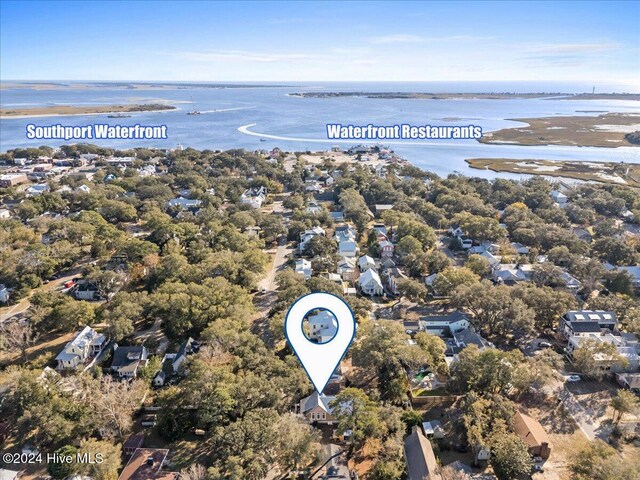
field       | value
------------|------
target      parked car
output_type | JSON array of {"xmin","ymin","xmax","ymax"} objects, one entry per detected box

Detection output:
[
  {"xmin": 567, "ymin": 375, "xmax": 581, "ymax": 382},
  {"xmin": 538, "ymin": 341, "xmax": 552, "ymax": 348},
  {"xmin": 532, "ymin": 464, "xmax": 545, "ymax": 473}
]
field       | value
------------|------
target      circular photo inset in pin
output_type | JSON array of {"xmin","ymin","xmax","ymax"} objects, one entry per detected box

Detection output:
[{"xmin": 301, "ymin": 308, "xmax": 339, "ymax": 344}]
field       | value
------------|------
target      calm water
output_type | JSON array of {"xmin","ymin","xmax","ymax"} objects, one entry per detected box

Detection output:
[{"xmin": 1, "ymin": 82, "xmax": 639, "ymax": 179}]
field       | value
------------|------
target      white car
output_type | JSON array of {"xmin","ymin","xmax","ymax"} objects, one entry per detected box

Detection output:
[{"xmin": 566, "ymin": 375, "xmax": 581, "ymax": 382}]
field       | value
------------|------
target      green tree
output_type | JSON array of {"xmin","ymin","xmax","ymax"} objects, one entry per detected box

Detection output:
[
  {"xmin": 611, "ymin": 389, "xmax": 639, "ymax": 423},
  {"xmin": 572, "ymin": 339, "xmax": 628, "ymax": 381},
  {"xmin": 432, "ymin": 266, "xmax": 480, "ymax": 297},
  {"xmin": 490, "ymin": 431, "xmax": 533, "ymax": 480},
  {"xmin": 47, "ymin": 445, "xmax": 79, "ymax": 479}
]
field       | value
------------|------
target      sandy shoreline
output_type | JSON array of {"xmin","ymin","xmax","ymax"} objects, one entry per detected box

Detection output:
[{"xmin": 0, "ymin": 103, "xmax": 176, "ymax": 119}]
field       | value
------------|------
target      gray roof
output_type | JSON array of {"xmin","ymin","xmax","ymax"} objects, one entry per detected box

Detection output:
[
  {"xmin": 564, "ymin": 310, "xmax": 617, "ymax": 324},
  {"xmin": 566, "ymin": 321, "xmax": 601, "ymax": 333},
  {"xmin": 111, "ymin": 346, "xmax": 148, "ymax": 370}
]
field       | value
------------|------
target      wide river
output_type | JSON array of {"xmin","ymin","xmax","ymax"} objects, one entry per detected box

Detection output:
[{"xmin": 1, "ymin": 81, "xmax": 638, "ymax": 179}]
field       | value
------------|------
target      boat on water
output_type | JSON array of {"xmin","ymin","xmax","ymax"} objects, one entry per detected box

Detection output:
[
  {"xmin": 107, "ymin": 113, "xmax": 131, "ymax": 118},
  {"xmin": 187, "ymin": 96, "xmax": 200, "ymax": 115},
  {"xmin": 260, "ymin": 138, "xmax": 266, "ymax": 142}
]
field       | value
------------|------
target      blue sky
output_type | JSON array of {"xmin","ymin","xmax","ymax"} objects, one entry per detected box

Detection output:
[{"xmin": 1, "ymin": 0, "xmax": 638, "ymax": 84}]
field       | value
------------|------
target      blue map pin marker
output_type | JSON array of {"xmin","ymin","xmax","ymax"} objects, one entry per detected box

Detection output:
[{"xmin": 285, "ymin": 292, "xmax": 356, "ymax": 393}]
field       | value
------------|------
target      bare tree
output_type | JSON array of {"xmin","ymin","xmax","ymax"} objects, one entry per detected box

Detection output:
[
  {"xmin": 86, "ymin": 376, "xmax": 148, "ymax": 440},
  {"xmin": 179, "ymin": 464, "xmax": 207, "ymax": 480},
  {"xmin": 0, "ymin": 320, "xmax": 39, "ymax": 362}
]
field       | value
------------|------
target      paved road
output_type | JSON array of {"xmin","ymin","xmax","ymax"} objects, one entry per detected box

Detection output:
[
  {"xmin": 258, "ymin": 240, "xmax": 294, "ymax": 293},
  {"xmin": 545, "ymin": 376, "xmax": 614, "ymax": 441},
  {"xmin": 0, "ymin": 265, "xmax": 86, "ymax": 323}
]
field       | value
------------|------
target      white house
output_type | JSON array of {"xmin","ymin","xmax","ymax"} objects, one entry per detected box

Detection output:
[
  {"xmin": 307, "ymin": 202, "xmax": 322, "ymax": 214},
  {"xmin": 299, "ymin": 226, "xmax": 325, "ymax": 253},
  {"xmin": 26, "ymin": 184, "xmax": 50, "ymax": 196},
  {"xmin": 0, "ymin": 284, "xmax": 9, "ymax": 303},
  {"xmin": 358, "ymin": 255, "xmax": 376, "ymax": 272},
  {"xmin": 55, "ymin": 326, "xmax": 107, "ymax": 370},
  {"xmin": 359, "ymin": 268, "xmax": 384, "ymax": 296},
  {"xmin": 334, "ymin": 224, "xmax": 356, "ymax": 243},
  {"xmin": 295, "ymin": 259, "xmax": 313, "ymax": 280},
  {"xmin": 419, "ymin": 312, "xmax": 470, "ymax": 336},
  {"xmin": 551, "ymin": 190, "xmax": 569, "ymax": 207},
  {"xmin": 166, "ymin": 197, "xmax": 202, "ymax": 210},
  {"xmin": 306, "ymin": 310, "xmax": 338, "ymax": 343},
  {"xmin": 240, "ymin": 186, "xmax": 267, "ymax": 209}
]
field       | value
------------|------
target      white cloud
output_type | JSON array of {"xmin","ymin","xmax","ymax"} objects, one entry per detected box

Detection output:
[
  {"xmin": 176, "ymin": 50, "xmax": 314, "ymax": 63},
  {"xmin": 370, "ymin": 34, "xmax": 426, "ymax": 44},
  {"xmin": 525, "ymin": 42, "xmax": 619, "ymax": 54}
]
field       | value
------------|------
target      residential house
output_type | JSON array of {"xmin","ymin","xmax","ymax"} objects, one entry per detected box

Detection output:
[
  {"xmin": 55, "ymin": 326, "xmax": 107, "ymax": 370},
  {"xmin": 306, "ymin": 310, "xmax": 338, "ymax": 343},
  {"xmin": 330, "ymin": 211, "xmax": 345, "ymax": 222},
  {"xmin": 337, "ymin": 257, "xmax": 357, "ymax": 281},
  {"xmin": 166, "ymin": 197, "xmax": 202, "ymax": 210},
  {"xmin": 358, "ymin": 255, "xmax": 376, "ymax": 272},
  {"xmin": 299, "ymin": 226, "xmax": 325, "ymax": 253},
  {"xmin": 379, "ymin": 240, "xmax": 394, "ymax": 259},
  {"xmin": 447, "ymin": 328, "xmax": 494, "ymax": 356},
  {"xmin": 299, "ymin": 392, "xmax": 337, "ymax": 424},
  {"xmin": 615, "ymin": 266, "xmax": 640, "ymax": 290},
  {"xmin": 359, "ymin": 268, "xmax": 384, "ymax": 296},
  {"xmin": 513, "ymin": 411, "xmax": 551, "ymax": 459},
  {"xmin": 0, "ymin": 173, "xmax": 28, "ymax": 187},
  {"xmin": 374, "ymin": 204, "xmax": 393, "ymax": 217},
  {"xmin": 295, "ymin": 259, "xmax": 313, "ymax": 280},
  {"xmin": 338, "ymin": 240, "xmax": 358, "ymax": 258},
  {"xmin": 551, "ymin": 190, "xmax": 569, "ymax": 207},
  {"xmin": 372, "ymin": 224, "xmax": 388, "ymax": 240},
  {"xmin": 334, "ymin": 224, "xmax": 356, "ymax": 243},
  {"xmin": 160, "ymin": 337, "xmax": 195, "ymax": 376},
  {"xmin": 111, "ymin": 345, "xmax": 148, "ymax": 378},
  {"xmin": 384, "ymin": 267, "xmax": 407, "ymax": 296},
  {"xmin": 616, "ymin": 372, "xmax": 640, "ymax": 393},
  {"xmin": 25, "ymin": 184, "xmax": 50, "ymax": 196},
  {"xmin": 74, "ymin": 280, "xmax": 101, "ymax": 301},
  {"xmin": 307, "ymin": 201, "xmax": 322, "ymax": 214},
  {"xmin": 0, "ymin": 285, "xmax": 9, "ymax": 303},
  {"xmin": 559, "ymin": 310, "xmax": 618, "ymax": 338},
  {"xmin": 118, "ymin": 448, "xmax": 178, "ymax": 480},
  {"xmin": 566, "ymin": 332, "xmax": 639, "ymax": 372},
  {"xmin": 403, "ymin": 427, "xmax": 442, "ymax": 480},
  {"xmin": 419, "ymin": 312, "xmax": 471, "ymax": 336},
  {"xmin": 0, "ymin": 209, "xmax": 11, "ymax": 220},
  {"xmin": 240, "ymin": 186, "xmax": 267, "ymax": 209}
]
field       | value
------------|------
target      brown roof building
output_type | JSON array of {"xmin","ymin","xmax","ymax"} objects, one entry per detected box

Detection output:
[
  {"xmin": 404, "ymin": 427, "xmax": 442, "ymax": 480},
  {"xmin": 512, "ymin": 411, "xmax": 551, "ymax": 459}
]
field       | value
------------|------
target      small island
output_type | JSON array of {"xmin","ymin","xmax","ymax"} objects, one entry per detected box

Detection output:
[
  {"xmin": 466, "ymin": 158, "xmax": 640, "ymax": 187},
  {"xmin": 479, "ymin": 113, "xmax": 640, "ymax": 148},
  {"xmin": 289, "ymin": 91, "xmax": 640, "ymax": 101},
  {"xmin": 0, "ymin": 103, "xmax": 176, "ymax": 118}
]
